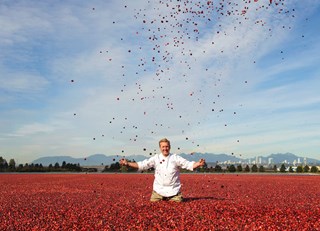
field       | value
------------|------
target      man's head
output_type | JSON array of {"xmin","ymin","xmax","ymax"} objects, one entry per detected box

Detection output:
[{"xmin": 159, "ymin": 138, "xmax": 171, "ymax": 156}]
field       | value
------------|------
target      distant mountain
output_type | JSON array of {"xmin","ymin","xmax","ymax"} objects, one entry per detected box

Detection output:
[
  {"xmin": 192, "ymin": 152, "xmax": 320, "ymax": 165},
  {"xmin": 179, "ymin": 152, "xmax": 241, "ymax": 163},
  {"xmin": 32, "ymin": 153, "xmax": 242, "ymax": 166},
  {"xmin": 32, "ymin": 154, "xmax": 147, "ymax": 166},
  {"xmin": 32, "ymin": 152, "xmax": 319, "ymax": 166},
  {"xmin": 262, "ymin": 153, "xmax": 319, "ymax": 165}
]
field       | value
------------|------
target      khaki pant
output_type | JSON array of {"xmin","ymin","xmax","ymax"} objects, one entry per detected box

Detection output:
[{"xmin": 150, "ymin": 190, "xmax": 183, "ymax": 202}]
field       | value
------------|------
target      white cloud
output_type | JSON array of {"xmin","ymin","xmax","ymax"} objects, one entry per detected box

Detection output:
[
  {"xmin": 10, "ymin": 123, "xmax": 56, "ymax": 137},
  {"xmin": 0, "ymin": 70, "xmax": 49, "ymax": 93},
  {"xmin": 1, "ymin": 0, "xmax": 320, "ymax": 163}
]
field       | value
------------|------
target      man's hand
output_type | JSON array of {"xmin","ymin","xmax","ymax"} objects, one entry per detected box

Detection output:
[
  {"xmin": 119, "ymin": 158, "xmax": 128, "ymax": 166},
  {"xmin": 198, "ymin": 158, "xmax": 206, "ymax": 167},
  {"xmin": 119, "ymin": 159, "xmax": 139, "ymax": 169},
  {"xmin": 193, "ymin": 158, "xmax": 206, "ymax": 169}
]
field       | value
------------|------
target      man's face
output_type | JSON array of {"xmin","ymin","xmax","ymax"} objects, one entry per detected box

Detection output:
[{"xmin": 159, "ymin": 142, "xmax": 170, "ymax": 156}]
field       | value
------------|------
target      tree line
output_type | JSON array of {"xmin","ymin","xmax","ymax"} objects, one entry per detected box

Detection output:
[
  {"xmin": 0, "ymin": 157, "xmax": 81, "ymax": 172},
  {"xmin": 1, "ymin": 156, "xmax": 318, "ymax": 173},
  {"xmin": 196, "ymin": 163, "xmax": 319, "ymax": 173},
  {"xmin": 104, "ymin": 160, "xmax": 319, "ymax": 173}
]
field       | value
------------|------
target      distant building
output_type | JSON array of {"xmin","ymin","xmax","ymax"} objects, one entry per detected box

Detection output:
[
  {"xmin": 268, "ymin": 158, "xmax": 273, "ymax": 165},
  {"xmin": 293, "ymin": 159, "xmax": 297, "ymax": 166}
]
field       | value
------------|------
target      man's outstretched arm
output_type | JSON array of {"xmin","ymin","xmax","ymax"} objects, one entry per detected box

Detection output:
[
  {"xmin": 193, "ymin": 158, "xmax": 206, "ymax": 169},
  {"xmin": 119, "ymin": 158, "xmax": 139, "ymax": 168}
]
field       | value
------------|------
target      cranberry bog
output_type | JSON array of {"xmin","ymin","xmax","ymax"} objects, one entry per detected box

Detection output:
[{"xmin": 1, "ymin": 174, "xmax": 319, "ymax": 230}]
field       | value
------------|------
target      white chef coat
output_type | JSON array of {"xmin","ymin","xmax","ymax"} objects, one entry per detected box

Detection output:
[{"xmin": 137, "ymin": 153, "xmax": 195, "ymax": 197}]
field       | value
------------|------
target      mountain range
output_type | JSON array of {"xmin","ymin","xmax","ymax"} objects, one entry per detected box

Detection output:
[{"xmin": 32, "ymin": 152, "xmax": 320, "ymax": 166}]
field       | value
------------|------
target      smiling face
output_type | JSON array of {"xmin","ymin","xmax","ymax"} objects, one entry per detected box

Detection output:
[{"xmin": 159, "ymin": 141, "xmax": 170, "ymax": 156}]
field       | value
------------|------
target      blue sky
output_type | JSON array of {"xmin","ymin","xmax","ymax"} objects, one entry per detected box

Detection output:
[{"xmin": 1, "ymin": 0, "xmax": 319, "ymax": 164}]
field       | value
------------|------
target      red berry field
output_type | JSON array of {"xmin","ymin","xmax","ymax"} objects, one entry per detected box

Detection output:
[{"xmin": 1, "ymin": 174, "xmax": 319, "ymax": 230}]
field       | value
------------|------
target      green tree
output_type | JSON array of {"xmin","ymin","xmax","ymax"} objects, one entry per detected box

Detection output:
[
  {"xmin": 244, "ymin": 165, "xmax": 250, "ymax": 172},
  {"xmin": 120, "ymin": 165, "xmax": 128, "ymax": 172},
  {"xmin": 110, "ymin": 162, "xmax": 120, "ymax": 171},
  {"xmin": 17, "ymin": 164, "xmax": 24, "ymax": 171},
  {"xmin": 228, "ymin": 164, "xmax": 236, "ymax": 172},
  {"xmin": 8, "ymin": 159, "xmax": 16, "ymax": 171},
  {"xmin": 251, "ymin": 164, "xmax": 258, "ymax": 172},
  {"xmin": 310, "ymin": 166, "xmax": 318, "ymax": 173},
  {"xmin": 54, "ymin": 162, "xmax": 60, "ymax": 169},
  {"xmin": 288, "ymin": 166, "xmax": 294, "ymax": 173},
  {"xmin": 273, "ymin": 165, "xmax": 277, "ymax": 172},
  {"xmin": 303, "ymin": 165, "xmax": 310, "ymax": 173},
  {"xmin": 21, "ymin": 163, "xmax": 30, "ymax": 172},
  {"xmin": 37, "ymin": 164, "xmax": 44, "ymax": 171},
  {"xmin": 280, "ymin": 164, "xmax": 286, "ymax": 173},
  {"xmin": 258, "ymin": 165, "xmax": 265, "ymax": 172},
  {"xmin": 214, "ymin": 165, "xmax": 222, "ymax": 172},
  {"xmin": 0, "ymin": 157, "xmax": 7, "ymax": 172},
  {"xmin": 296, "ymin": 165, "xmax": 303, "ymax": 173},
  {"xmin": 103, "ymin": 165, "xmax": 110, "ymax": 172},
  {"xmin": 64, "ymin": 163, "xmax": 81, "ymax": 172},
  {"xmin": 236, "ymin": 165, "xmax": 243, "ymax": 172}
]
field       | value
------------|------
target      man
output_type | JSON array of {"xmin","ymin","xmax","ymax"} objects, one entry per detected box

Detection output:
[{"xmin": 120, "ymin": 138, "xmax": 205, "ymax": 202}]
